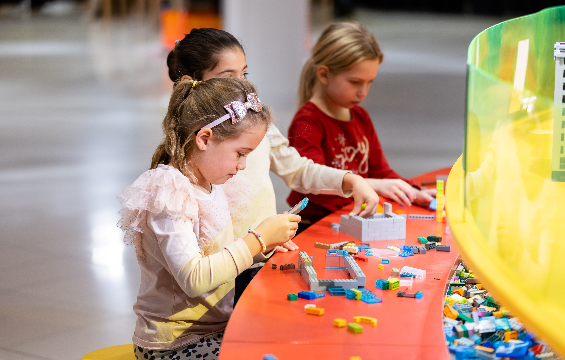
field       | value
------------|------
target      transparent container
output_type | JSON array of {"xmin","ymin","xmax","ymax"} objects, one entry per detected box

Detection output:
[{"xmin": 446, "ymin": 6, "xmax": 565, "ymax": 355}]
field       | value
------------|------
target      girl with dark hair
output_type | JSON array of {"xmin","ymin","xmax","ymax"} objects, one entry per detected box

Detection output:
[{"xmin": 167, "ymin": 28, "xmax": 380, "ymax": 305}]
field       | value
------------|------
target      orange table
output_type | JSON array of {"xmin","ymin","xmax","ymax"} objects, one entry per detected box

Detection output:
[{"xmin": 220, "ymin": 168, "xmax": 457, "ymax": 360}]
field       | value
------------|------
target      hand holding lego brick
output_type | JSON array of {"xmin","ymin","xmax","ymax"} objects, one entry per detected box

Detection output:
[
  {"xmin": 247, "ymin": 214, "xmax": 301, "ymax": 253},
  {"xmin": 342, "ymin": 173, "xmax": 380, "ymax": 218},
  {"xmin": 412, "ymin": 188, "xmax": 436, "ymax": 207},
  {"xmin": 365, "ymin": 178, "xmax": 415, "ymax": 207}
]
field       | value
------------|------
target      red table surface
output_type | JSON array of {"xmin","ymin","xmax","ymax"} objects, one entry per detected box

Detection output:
[{"xmin": 220, "ymin": 167, "xmax": 456, "ymax": 360}]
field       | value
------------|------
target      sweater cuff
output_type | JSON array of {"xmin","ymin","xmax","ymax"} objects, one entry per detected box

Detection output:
[
  {"xmin": 253, "ymin": 248, "xmax": 276, "ymax": 264},
  {"xmin": 225, "ymin": 238, "xmax": 254, "ymax": 275}
]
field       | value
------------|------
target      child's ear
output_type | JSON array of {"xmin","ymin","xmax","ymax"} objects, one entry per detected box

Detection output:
[
  {"xmin": 195, "ymin": 129, "xmax": 213, "ymax": 150},
  {"xmin": 316, "ymin": 65, "xmax": 330, "ymax": 85},
  {"xmin": 181, "ymin": 75, "xmax": 193, "ymax": 81}
]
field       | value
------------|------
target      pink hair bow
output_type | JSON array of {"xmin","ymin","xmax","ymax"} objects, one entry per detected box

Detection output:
[{"xmin": 200, "ymin": 93, "xmax": 262, "ymax": 131}]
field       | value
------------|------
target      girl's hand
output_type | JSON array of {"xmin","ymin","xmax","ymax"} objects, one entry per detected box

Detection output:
[
  {"xmin": 275, "ymin": 239, "xmax": 299, "ymax": 252},
  {"xmin": 366, "ymin": 178, "xmax": 416, "ymax": 207},
  {"xmin": 254, "ymin": 214, "xmax": 301, "ymax": 250},
  {"xmin": 412, "ymin": 188, "xmax": 436, "ymax": 208},
  {"xmin": 342, "ymin": 173, "xmax": 379, "ymax": 218}
]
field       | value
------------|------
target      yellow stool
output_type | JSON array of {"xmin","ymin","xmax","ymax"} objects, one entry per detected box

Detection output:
[{"xmin": 81, "ymin": 345, "xmax": 135, "ymax": 360}]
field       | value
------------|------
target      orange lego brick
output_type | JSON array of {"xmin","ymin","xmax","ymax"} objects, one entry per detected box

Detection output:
[
  {"xmin": 306, "ymin": 307, "xmax": 325, "ymax": 316},
  {"xmin": 444, "ymin": 304, "xmax": 459, "ymax": 320}
]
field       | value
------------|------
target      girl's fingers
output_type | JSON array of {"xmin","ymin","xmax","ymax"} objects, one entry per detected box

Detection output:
[{"xmin": 358, "ymin": 197, "xmax": 378, "ymax": 217}]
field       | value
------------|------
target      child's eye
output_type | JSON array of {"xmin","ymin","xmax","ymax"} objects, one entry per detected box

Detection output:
[
  {"xmin": 242, "ymin": 73, "xmax": 249, "ymax": 80},
  {"xmin": 238, "ymin": 152, "xmax": 246, "ymax": 157}
]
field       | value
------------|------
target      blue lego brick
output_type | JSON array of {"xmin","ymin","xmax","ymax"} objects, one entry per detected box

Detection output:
[
  {"xmin": 494, "ymin": 340, "xmax": 529, "ymax": 358},
  {"xmin": 382, "ymin": 259, "xmax": 389, "ymax": 264},
  {"xmin": 328, "ymin": 287, "xmax": 345, "ymax": 296},
  {"xmin": 402, "ymin": 245, "xmax": 412, "ymax": 253},
  {"xmin": 415, "ymin": 291, "xmax": 424, "ymax": 299},
  {"xmin": 345, "ymin": 290, "xmax": 357, "ymax": 300},
  {"xmin": 494, "ymin": 318, "xmax": 510, "ymax": 331},
  {"xmin": 400, "ymin": 272, "xmax": 416, "ymax": 278},
  {"xmin": 361, "ymin": 292, "xmax": 382, "ymax": 304},
  {"xmin": 263, "ymin": 355, "xmax": 279, "ymax": 360},
  {"xmin": 314, "ymin": 292, "xmax": 325, "ymax": 298},
  {"xmin": 429, "ymin": 197, "xmax": 437, "ymax": 211},
  {"xmin": 297, "ymin": 291, "xmax": 316, "ymax": 300},
  {"xmin": 357, "ymin": 244, "xmax": 370, "ymax": 250},
  {"xmin": 365, "ymin": 250, "xmax": 373, "ymax": 256},
  {"xmin": 376, "ymin": 279, "xmax": 386, "ymax": 290}
]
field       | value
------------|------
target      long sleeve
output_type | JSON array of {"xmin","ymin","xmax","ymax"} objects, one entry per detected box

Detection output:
[
  {"xmin": 267, "ymin": 124, "xmax": 351, "ymax": 197},
  {"xmin": 149, "ymin": 211, "xmax": 253, "ymax": 298}
]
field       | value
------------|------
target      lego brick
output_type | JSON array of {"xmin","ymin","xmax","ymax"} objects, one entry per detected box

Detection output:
[
  {"xmin": 287, "ymin": 294, "xmax": 297, "ymax": 301},
  {"xmin": 353, "ymin": 316, "xmax": 377, "ymax": 327},
  {"xmin": 271, "ymin": 264, "xmax": 277, "ymax": 269},
  {"xmin": 280, "ymin": 263, "xmax": 295, "ymax": 270},
  {"xmin": 306, "ymin": 307, "xmax": 324, "ymax": 316},
  {"xmin": 298, "ymin": 291, "xmax": 316, "ymax": 300},
  {"xmin": 334, "ymin": 318, "xmax": 346, "ymax": 327},
  {"xmin": 378, "ymin": 264, "xmax": 384, "ymax": 270},
  {"xmin": 263, "ymin": 355, "xmax": 279, "ymax": 360},
  {"xmin": 427, "ymin": 236, "xmax": 442, "ymax": 242},
  {"xmin": 382, "ymin": 259, "xmax": 389, "ymax": 264},
  {"xmin": 391, "ymin": 267, "xmax": 400, "ymax": 277},
  {"xmin": 328, "ymin": 287, "xmax": 345, "ymax": 296},
  {"xmin": 347, "ymin": 323, "xmax": 363, "ymax": 334},
  {"xmin": 436, "ymin": 245, "xmax": 451, "ymax": 252},
  {"xmin": 408, "ymin": 214, "xmax": 435, "ymax": 220},
  {"xmin": 418, "ymin": 246, "xmax": 427, "ymax": 254},
  {"xmin": 425, "ymin": 242, "xmax": 436, "ymax": 250},
  {"xmin": 314, "ymin": 242, "xmax": 331, "ymax": 249}
]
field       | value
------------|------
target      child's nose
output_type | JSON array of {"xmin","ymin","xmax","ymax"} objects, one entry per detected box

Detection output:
[{"xmin": 238, "ymin": 158, "xmax": 246, "ymax": 171}]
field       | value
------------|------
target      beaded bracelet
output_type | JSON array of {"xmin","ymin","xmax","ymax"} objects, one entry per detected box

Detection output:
[{"xmin": 248, "ymin": 228, "xmax": 266, "ymax": 252}]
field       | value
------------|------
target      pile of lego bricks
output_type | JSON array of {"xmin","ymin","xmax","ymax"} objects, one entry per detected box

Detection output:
[{"xmin": 443, "ymin": 263, "xmax": 561, "ymax": 360}]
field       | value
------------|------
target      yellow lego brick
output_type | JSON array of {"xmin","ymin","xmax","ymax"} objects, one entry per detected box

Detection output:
[
  {"xmin": 353, "ymin": 316, "xmax": 377, "ymax": 327},
  {"xmin": 378, "ymin": 264, "xmax": 384, "ymax": 270},
  {"xmin": 334, "ymin": 318, "xmax": 346, "ymax": 327},
  {"xmin": 306, "ymin": 307, "xmax": 324, "ymax": 316}
]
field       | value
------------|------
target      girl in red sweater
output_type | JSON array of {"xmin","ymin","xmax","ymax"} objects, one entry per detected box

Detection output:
[{"xmin": 287, "ymin": 22, "xmax": 436, "ymax": 225}]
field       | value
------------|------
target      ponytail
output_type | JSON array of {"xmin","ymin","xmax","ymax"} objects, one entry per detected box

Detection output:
[
  {"xmin": 151, "ymin": 79, "xmax": 196, "ymax": 179},
  {"xmin": 297, "ymin": 58, "xmax": 318, "ymax": 108}
]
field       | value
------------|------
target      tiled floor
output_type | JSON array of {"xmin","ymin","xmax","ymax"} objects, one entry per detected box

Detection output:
[{"xmin": 0, "ymin": 7, "xmax": 506, "ymax": 359}]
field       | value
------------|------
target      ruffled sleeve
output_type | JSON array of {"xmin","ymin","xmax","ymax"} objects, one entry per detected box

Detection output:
[{"xmin": 117, "ymin": 165, "xmax": 198, "ymax": 259}]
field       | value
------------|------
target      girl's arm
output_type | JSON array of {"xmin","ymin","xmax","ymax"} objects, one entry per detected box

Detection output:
[
  {"xmin": 268, "ymin": 124, "xmax": 378, "ymax": 217},
  {"xmin": 150, "ymin": 211, "xmax": 300, "ymax": 298},
  {"xmin": 150, "ymin": 211, "xmax": 253, "ymax": 298}
]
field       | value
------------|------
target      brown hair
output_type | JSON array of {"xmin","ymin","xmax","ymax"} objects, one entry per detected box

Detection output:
[
  {"xmin": 167, "ymin": 28, "xmax": 244, "ymax": 82},
  {"xmin": 298, "ymin": 22, "xmax": 384, "ymax": 108},
  {"xmin": 151, "ymin": 77, "xmax": 272, "ymax": 182}
]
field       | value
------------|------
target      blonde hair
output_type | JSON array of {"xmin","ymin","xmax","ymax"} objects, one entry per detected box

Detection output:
[
  {"xmin": 298, "ymin": 22, "xmax": 383, "ymax": 108},
  {"xmin": 151, "ymin": 77, "xmax": 272, "ymax": 182}
]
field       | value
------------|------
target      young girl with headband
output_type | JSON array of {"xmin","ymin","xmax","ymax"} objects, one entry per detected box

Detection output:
[
  {"xmin": 167, "ymin": 28, "xmax": 380, "ymax": 304},
  {"xmin": 287, "ymin": 22, "xmax": 436, "ymax": 226},
  {"xmin": 118, "ymin": 77, "xmax": 300, "ymax": 358}
]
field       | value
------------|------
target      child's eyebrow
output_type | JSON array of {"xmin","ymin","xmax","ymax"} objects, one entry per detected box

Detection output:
[
  {"xmin": 219, "ymin": 65, "xmax": 247, "ymax": 75},
  {"xmin": 239, "ymin": 147, "xmax": 254, "ymax": 151}
]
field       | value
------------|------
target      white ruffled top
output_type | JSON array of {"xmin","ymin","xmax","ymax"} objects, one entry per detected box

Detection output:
[{"xmin": 117, "ymin": 165, "xmax": 255, "ymax": 350}]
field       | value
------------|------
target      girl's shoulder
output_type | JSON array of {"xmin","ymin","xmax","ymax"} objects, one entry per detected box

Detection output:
[{"xmin": 118, "ymin": 164, "xmax": 199, "ymax": 222}]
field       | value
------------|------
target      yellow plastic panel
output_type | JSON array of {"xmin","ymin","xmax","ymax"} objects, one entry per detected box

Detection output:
[{"xmin": 447, "ymin": 6, "xmax": 565, "ymax": 355}]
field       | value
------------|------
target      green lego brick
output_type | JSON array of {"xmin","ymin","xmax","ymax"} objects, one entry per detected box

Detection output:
[
  {"xmin": 484, "ymin": 297, "xmax": 498, "ymax": 309},
  {"xmin": 458, "ymin": 312, "xmax": 473, "ymax": 323},
  {"xmin": 287, "ymin": 294, "xmax": 297, "ymax": 301},
  {"xmin": 418, "ymin": 237, "xmax": 428, "ymax": 244},
  {"xmin": 348, "ymin": 323, "xmax": 363, "ymax": 333}
]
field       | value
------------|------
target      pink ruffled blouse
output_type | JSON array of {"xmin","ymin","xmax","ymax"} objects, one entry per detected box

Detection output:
[{"xmin": 118, "ymin": 165, "xmax": 255, "ymax": 350}]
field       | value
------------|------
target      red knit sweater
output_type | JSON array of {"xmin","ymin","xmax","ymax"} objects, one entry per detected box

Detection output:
[{"xmin": 287, "ymin": 102, "xmax": 414, "ymax": 223}]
